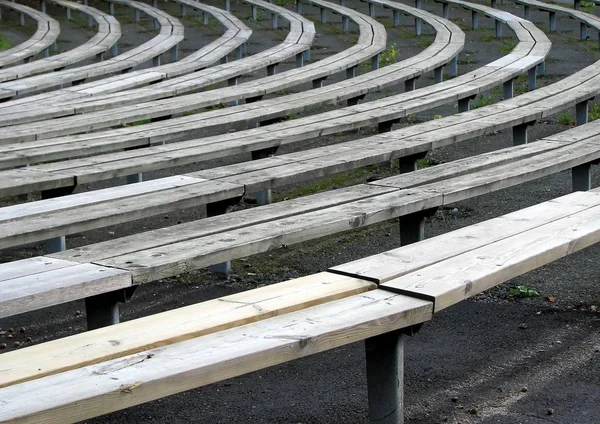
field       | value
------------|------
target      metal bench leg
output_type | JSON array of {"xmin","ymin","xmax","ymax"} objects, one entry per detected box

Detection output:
[
  {"xmin": 207, "ymin": 200, "xmax": 233, "ymax": 276},
  {"xmin": 339, "ymin": 0, "xmax": 345, "ymax": 5},
  {"xmin": 434, "ymin": 66, "xmax": 444, "ymax": 83},
  {"xmin": 399, "ymin": 211, "xmax": 426, "ymax": 245},
  {"xmin": 66, "ymin": 7, "xmax": 71, "ymax": 20},
  {"xmin": 448, "ymin": 56, "xmax": 458, "ymax": 77},
  {"xmin": 19, "ymin": 11, "xmax": 24, "ymax": 26},
  {"xmin": 225, "ymin": 0, "xmax": 230, "ymax": 11},
  {"xmin": 366, "ymin": 330, "xmax": 405, "ymax": 424},
  {"xmin": 369, "ymin": 3, "xmax": 375, "ymax": 17},
  {"xmin": 503, "ymin": 78, "xmax": 514, "ymax": 99},
  {"xmin": 491, "ymin": 0, "xmax": 497, "ymax": 8},
  {"xmin": 153, "ymin": 56, "xmax": 161, "ymax": 67},
  {"xmin": 415, "ymin": 17, "xmax": 422, "ymax": 35},
  {"xmin": 220, "ymin": 55, "xmax": 228, "ymax": 64},
  {"xmin": 378, "ymin": 119, "xmax": 400, "ymax": 134},
  {"xmin": 313, "ymin": 77, "xmax": 326, "ymax": 88},
  {"xmin": 495, "ymin": 20, "xmax": 503, "ymax": 38},
  {"xmin": 393, "ymin": 10, "xmax": 400, "ymax": 27},
  {"xmin": 458, "ymin": 95, "xmax": 475, "ymax": 112},
  {"xmin": 443, "ymin": 2, "xmax": 449, "ymax": 18},
  {"xmin": 41, "ymin": 186, "xmax": 76, "ymax": 253},
  {"xmin": 296, "ymin": 52, "xmax": 304, "ymax": 67},
  {"xmin": 251, "ymin": 148, "xmax": 278, "ymax": 205},
  {"xmin": 513, "ymin": 122, "xmax": 534, "ymax": 145},
  {"xmin": 538, "ymin": 60, "xmax": 546, "ymax": 76},
  {"xmin": 472, "ymin": 10, "xmax": 478, "ymax": 29},
  {"xmin": 320, "ymin": 7, "xmax": 326, "ymax": 23},
  {"xmin": 304, "ymin": 49, "xmax": 310, "ymax": 62},
  {"xmin": 109, "ymin": 2, "xmax": 114, "ymax": 15},
  {"xmin": 228, "ymin": 77, "xmax": 239, "ymax": 106},
  {"xmin": 574, "ymin": 0, "xmax": 580, "ymax": 10},
  {"xmin": 203, "ymin": 12, "xmax": 209, "ymax": 24},
  {"xmin": 346, "ymin": 66, "xmax": 356, "ymax": 79},
  {"xmin": 549, "ymin": 11, "xmax": 556, "ymax": 32},
  {"xmin": 267, "ymin": 63, "xmax": 277, "ymax": 76},
  {"xmin": 523, "ymin": 4, "xmax": 530, "ymax": 20},
  {"xmin": 237, "ymin": 45, "xmax": 244, "ymax": 60},
  {"xmin": 296, "ymin": 0, "xmax": 302, "ymax": 13},
  {"xmin": 576, "ymin": 100, "xmax": 589, "ymax": 125},
  {"xmin": 135, "ymin": 8, "xmax": 140, "ymax": 22},
  {"xmin": 580, "ymin": 23, "xmax": 588, "ymax": 41},
  {"xmin": 347, "ymin": 93, "xmax": 365, "ymax": 106},
  {"xmin": 343, "ymin": 16, "xmax": 349, "ymax": 32},
  {"xmin": 528, "ymin": 67, "xmax": 537, "ymax": 90},
  {"xmin": 405, "ymin": 78, "xmax": 417, "ymax": 92},
  {"xmin": 171, "ymin": 44, "xmax": 179, "ymax": 62},
  {"xmin": 111, "ymin": 43, "xmax": 118, "ymax": 57},
  {"xmin": 371, "ymin": 54, "xmax": 380, "ymax": 70},
  {"xmin": 40, "ymin": 0, "xmax": 45, "ymax": 12},
  {"xmin": 272, "ymin": 13, "xmax": 278, "ymax": 29},
  {"xmin": 572, "ymin": 163, "xmax": 592, "ymax": 192},
  {"xmin": 180, "ymin": 4, "xmax": 185, "ymax": 16},
  {"xmin": 85, "ymin": 287, "xmax": 136, "ymax": 330}
]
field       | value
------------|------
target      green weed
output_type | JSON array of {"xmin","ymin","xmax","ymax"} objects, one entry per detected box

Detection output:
[
  {"xmin": 557, "ymin": 111, "xmax": 575, "ymax": 125},
  {"xmin": 509, "ymin": 285, "xmax": 539, "ymax": 298}
]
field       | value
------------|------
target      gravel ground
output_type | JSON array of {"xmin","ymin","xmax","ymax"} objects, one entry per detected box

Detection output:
[{"xmin": 1, "ymin": 0, "xmax": 600, "ymax": 423}]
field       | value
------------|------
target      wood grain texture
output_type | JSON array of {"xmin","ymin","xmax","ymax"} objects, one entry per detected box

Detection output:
[
  {"xmin": 381, "ymin": 197, "xmax": 600, "ymax": 312},
  {"xmin": 0, "ymin": 290, "xmax": 432, "ymax": 424}
]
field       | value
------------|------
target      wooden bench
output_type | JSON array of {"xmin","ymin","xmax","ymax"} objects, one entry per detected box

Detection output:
[
  {"xmin": 0, "ymin": 0, "xmax": 315, "ymax": 122},
  {"xmin": 2, "ymin": 188, "xmax": 600, "ymax": 423},
  {"xmin": 0, "ymin": 0, "xmax": 184, "ymax": 99},
  {"xmin": 0, "ymin": 0, "xmax": 121, "ymax": 83},
  {"xmin": 512, "ymin": 0, "xmax": 600, "ymax": 45},
  {"xmin": 0, "ymin": 0, "xmax": 59, "ymax": 68}
]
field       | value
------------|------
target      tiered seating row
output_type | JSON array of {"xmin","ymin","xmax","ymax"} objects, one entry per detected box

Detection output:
[
  {"xmin": 0, "ymin": 0, "xmax": 184, "ymax": 98},
  {"xmin": 0, "ymin": 0, "xmax": 59, "ymax": 69},
  {"xmin": 2, "ymin": 189, "xmax": 600, "ymax": 423},
  {"xmin": 0, "ymin": 0, "xmax": 121, "ymax": 82}
]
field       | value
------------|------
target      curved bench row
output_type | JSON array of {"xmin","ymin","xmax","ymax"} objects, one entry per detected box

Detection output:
[
  {"xmin": 0, "ymin": 0, "xmax": 315, "ymax": 121},
  {"xmin": 0, "ymin": 0, "xmax": 121, "ymax": 83},
  {"xmin": 0, "ymin": 0, "xmax": 184, "ymax": 99},
  {"xmin": 0, "ymin": 0, "xmax": 546, "ymax": 185},
  {"xmin": 2, "ymin": 186, "xmax": 600, "ymax": 422},
  {"xmin": 0, "ymin": 0, "xmax": 59, "ymax": 68}
]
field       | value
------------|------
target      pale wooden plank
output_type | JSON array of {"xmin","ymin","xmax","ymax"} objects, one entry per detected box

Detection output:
[
  {"xmin": 330, "ymin": 191, "xmax": 600, "ymax": 282},
  {"xmin": 0, "ymin": 290, "xmax": 432, "ymax": 424},
  {"xmin": 51, "ymin": 184, "xmax": 399, "ymax": 264},
  {"xmin": 381, "ymin": 198, "xmax": 600, "ymax": 312},
  {"xmin": 0, "ymin": 264, "xmax": 132, "ymax": 318},
  {"xmin": 0, "ymin": 273, "xmax": 375, "ymax": 389},
  {"xmin": 0, "ymin": 256, "xmax": 76, "ymax": 282},
  {"xmin": 93, "ymin": 189, "xmax": 441, "ymax": 283}
]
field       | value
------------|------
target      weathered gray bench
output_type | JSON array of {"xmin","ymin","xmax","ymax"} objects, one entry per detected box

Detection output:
[
  {"xmin": 0, "ymin": 0, "xmax": 121, "ymax": 83},
  {"xmin": 0, "ymin": 0, "xmax": 184, "ymax": 99},
  {"xmin": 1, "ymin": 188, "xmax": 600, "ymax": 423},
  {"xmin": 0, "ymin": 0, "xmax": 315, "ymax": 122},
  {"xmin": 0, "ymin": 0, "xmax": 59, "ymax": 69}
]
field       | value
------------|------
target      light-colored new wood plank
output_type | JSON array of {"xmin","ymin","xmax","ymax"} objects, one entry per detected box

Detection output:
[
  {"xmin": 331, "ymin": 191, "xmax": 600, "ymax": 282},
  {"xmin": 0, "ymin": 272, "xmax": 375, "ymax": 389},
  {"xmin": 381, "ymin": 197, "xmax": 600, "ymax": 312},
  {"xmin": 0, "ymin": 290, "xmax": 432, "ymax": 424}
]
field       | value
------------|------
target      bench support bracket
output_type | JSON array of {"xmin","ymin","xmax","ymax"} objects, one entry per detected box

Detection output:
[
  {"xmin": 85, "ymin": 287, "xmax": 137, "ymax": 330},
  {"xmin": 458, "ymin": 95, "xmax": 476, "ymax": 113},
  {"xmin": 366, "ymin": 330, "xmax": 405, "ymax": 424},
  {"xmin": 572, "ymin": 163, "xmax": 592, "ymax": 191},
  {"xmin": 576, "ymin": 99, "xmax": 590, "ymax": 126},
  {"xmin": 512, "ymin": 121, "xmax": 535, "ymax": 145},
  {"xmin": 206, "ymin": 197, "xmax": 244, "ymax": 276},
  {"xmin": 41, "ymin": 186, "xmax": 76, "ymax": 253}
]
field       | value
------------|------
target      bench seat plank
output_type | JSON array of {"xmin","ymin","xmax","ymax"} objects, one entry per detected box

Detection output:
[
  {"xmin": 330, "ymin": 191, "xmax": 600, "ymax": 283},
  {"xmin": 381, "ymin": 200, "xmax": 600, "ymax": 311},
  {"xmin": 0, "ymin": 262, "xmax": 131, "ymax": 318},
  {"xmin": 0, "ymin": 289, "xmax": 432, "ymax": 424},
  {"xmin": 0, "ymin": 272, "xmax": 375, "ymax": 389}
]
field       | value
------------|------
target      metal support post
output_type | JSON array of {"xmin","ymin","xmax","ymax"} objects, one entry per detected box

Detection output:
[
  {"xmin": 41, "ymin": 186, "xmax": 76, "ymax": 253},
  {"xmin": 528, "ymin": 67, "xmax": 537, "ymax": 90},
  {"xmin": 405, "ymin": 78, "xmax": 416, "ymax": 92},
  {"xmin": 366, "ymin": 331, "xmax": 405, "ymax": 424},
  {"xmin": 549, "ymin": 11, "xmax": 556, "ymax": 31},
  {"xmin": 503, "ymin": 78, "xmax": 514, "ymax": 99},
  {"xmin": 85, "ymin": 287, "xmax": 137, "ymax": 330},
  {"xmin": 434, "ymin": 66, "xmax": 443, "ymax": 83},
  {"xmin": 371, "ymin": 54, "xmax": 380, "ymax": 70},
  {"xmin": 513, "ymin": 121, "xmax": 534, "ymax": 145},
  {"xmin": 576, "ymin": 100, "xmax": 589, "ymax": 125},
  {"xmin": 572, "ymin": 163, "xmax": 592, "ymax": 191},
  {"xmin": 472, "ymin": 10, "xmax": 478, "ymax": 29}
]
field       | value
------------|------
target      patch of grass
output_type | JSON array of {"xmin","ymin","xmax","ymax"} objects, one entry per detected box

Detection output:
[
  {"xmin": 416, "ymin": 157, "xmax": 438, "ymax": 169},
  {"xmin": 380, "ymin": 43, "xmax": 399, "ymax": 67},
  {"xmin": 557, "ymin": 111, "xmax": 575, "ymax": 126},
  {"xmin": 472, "ymin": 87, "xmax": 501, "ymax": 109},
  {"xmin": 273, "ymin": 165, "xmax": 383, "ymax": 202},
  {"xmin": 500, "ymin": 39, "xmax": 517, "ymax": 53},
  {"xmin": 589, "ymin": 103, "xmax": 600, "ymax": 121},
  {"xmin": 416, "ymin": 36, "xmax": 432, "ymax": 50},
  {"xmin": 580, "ymin": 0, "xmax": 595, "ymax": 13},
  {"xmin": 205, "ymin": 103, "xmax": 228, "ymax": 111},
  {"xmin": 509, "ymin": 285, "xmax": 539, "ymax": 298},
  {"xmin": 0, "ymin": 34, "xmax": 10, "ymax": 51}
]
